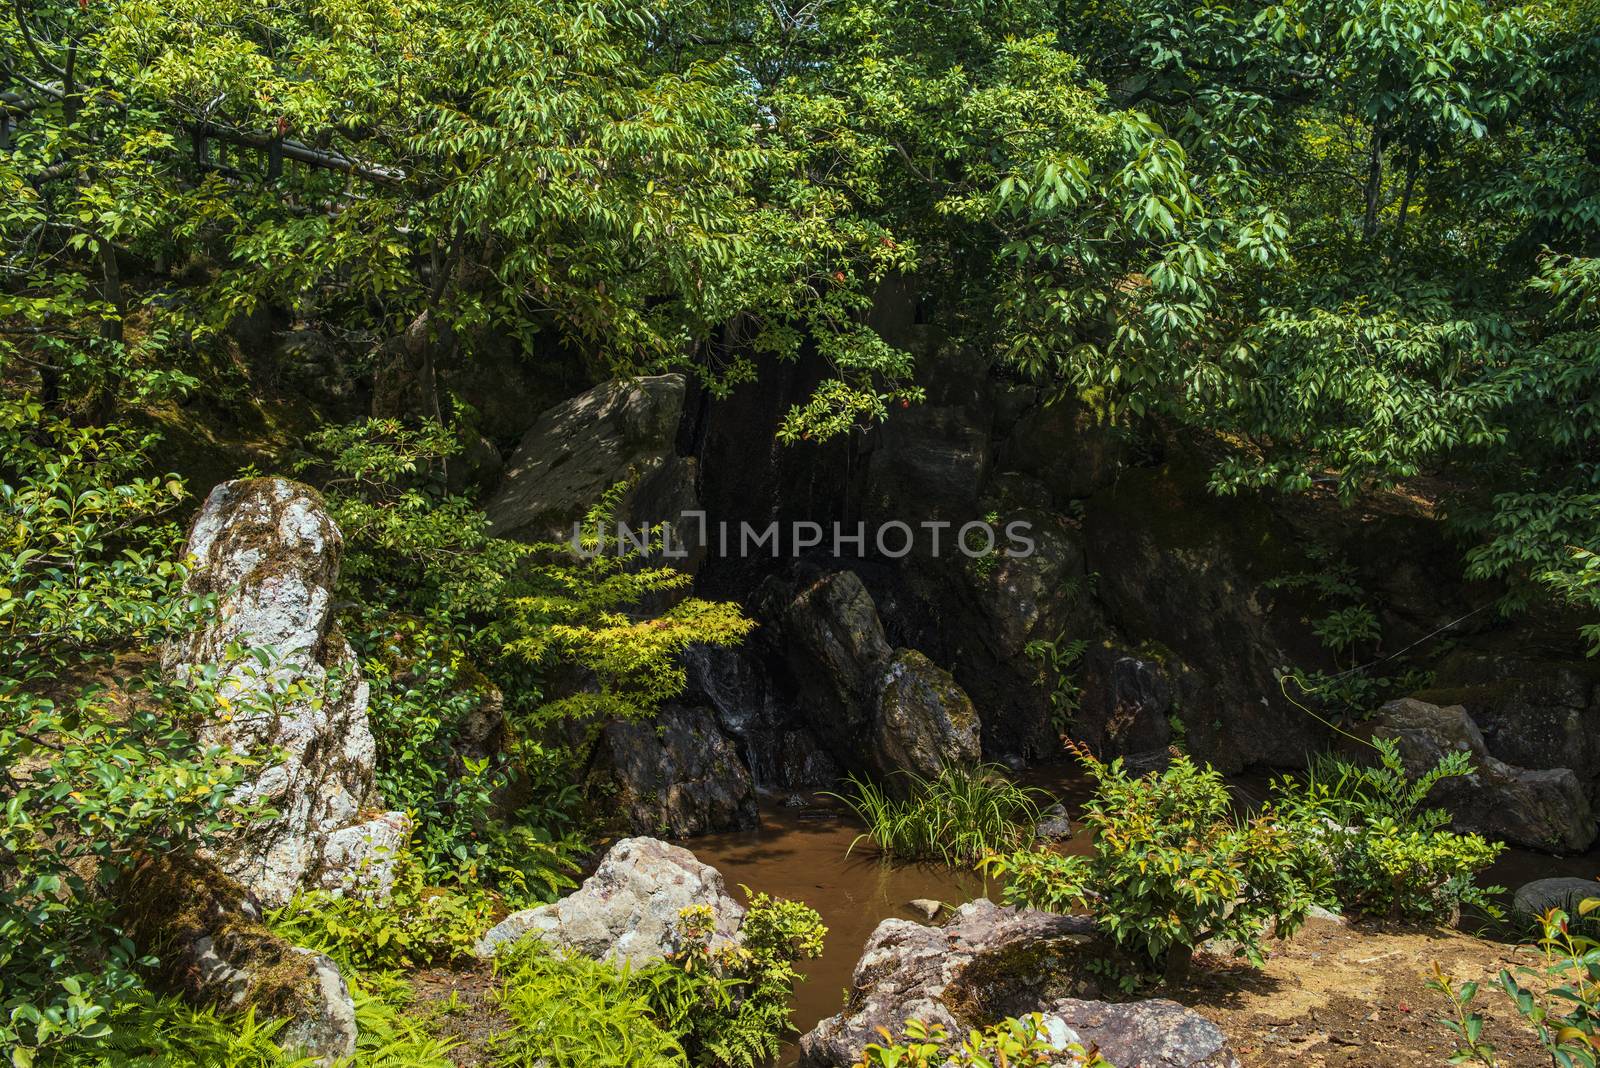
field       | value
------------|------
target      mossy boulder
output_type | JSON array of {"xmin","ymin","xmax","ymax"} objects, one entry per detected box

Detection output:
[
  {"xmin": 800, "ymin": 898, "xmax": 1239, "ymax": 1068},
  {"xmin": 120, "ymin": 854, "xmax": 357, "ymax": 1064},
  {"xmin": 872, "ymin": 649, "xmax": 981, "ymax": 781}
]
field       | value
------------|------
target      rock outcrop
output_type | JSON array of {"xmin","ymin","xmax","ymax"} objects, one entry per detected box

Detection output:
[
  {"xmin": 1376, "ymin": 698, "xmax": 1597, "ymax": 853},
  {"xmin": 780, "ymin": 570, "xmax": 982, "ymax": 782},
  {"xmin": 121, "ymin": 854, "xmax": 358, "ymax": 1065},
  {"xmin": 164, "ymin": 478, "xmax": 408, "ymax": 905},
  {"xmin": 595, "ymin": 705, "xmax": 760, "ymax": 837},
  {"xmin": 799, "ymin": 899, "xmax": 1238, "ymax": 1068},
  {"xmin": 474, "ymin": 837, "xmax": 745, "ymax": 966},
  {"xmin": 1417, "ymin": 651, "xmax": 1600, "ymax": 805},
  {"xmin": 798, "ymin": 899, "xmax": 1097, "ymax": 1066},
  {"xmin": 1512, "ymin": 877, "xmax": 1600, "ymax": 926},
  {"xmin": 485, "ymin": 373, "xmax": 697, "ymax": 545}
]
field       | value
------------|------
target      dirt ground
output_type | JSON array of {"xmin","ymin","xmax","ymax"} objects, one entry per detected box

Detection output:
[
  {"xmin": 411, "ymin": 963, "xmax": 503, "ymax": 1065},
  {"xmin": 1185, "ymin": 915, "xmax": 1550, "ymax": 1066}
]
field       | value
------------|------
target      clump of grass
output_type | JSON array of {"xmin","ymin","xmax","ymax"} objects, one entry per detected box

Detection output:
[{"xmin": 833, "ymin": 764, "xmax": 1049, "ymax": 866}]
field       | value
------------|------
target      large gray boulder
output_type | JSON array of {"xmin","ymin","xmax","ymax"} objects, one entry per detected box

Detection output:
[
  {"xmin": 474, "ymin": 837, "xmax": 745, "ymax": 966},
  {"xmin": 164, "ymin": 478, "xmax": 408, "ymax": 906},
  {"xmin": 485, "ymin": 374, "xmax": 695, "ymax": 544},
  {"xmin": 596, "ymin": 706, "xmax": 760, "ymax": 837},
  {"xmin": 799, "ymin": 899, "xmax": 1237, "ymax": 1068},
  {"xmin": 1033, "ymin": 998, "xmax": 1240, "ymax": 1068},
  {"xmin": 1376, "ymin": 698, "xmax": 1597, "ymax": 853},
  {"xmin": 798, "ymin": 899, "xmax": 1096, "ymax": 1066}
]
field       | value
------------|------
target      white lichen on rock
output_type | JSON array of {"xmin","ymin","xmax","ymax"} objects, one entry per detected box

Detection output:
[{"xmin": 165, "ymin": 477, "xmax": 408, "ymax": 906}]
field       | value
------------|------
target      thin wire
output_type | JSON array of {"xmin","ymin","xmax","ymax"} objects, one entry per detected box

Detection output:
[{"xmin": 1280, "ymin": 601, "xmax": 1495, "ymax": 751}]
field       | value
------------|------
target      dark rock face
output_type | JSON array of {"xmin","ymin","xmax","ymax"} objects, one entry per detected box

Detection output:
[
  {"xmin": 775, "ymin": 570, "xmax": 983, "ymax": 781},
  {"xmin": 1081, "ymin": 465, "xmax": 1331, "ymax": 772},
  {"xmin": 1375, "ymin": 698, "xmax": 1597, "ymax": 853},
  {"xmin": 683, "ymin": 643, "xmax": 839, "ymax": 789},
  {"xmin": 1076, "ymin": 651, "xmax": 1179, "ymax": 758},
  {"xmin": 895, "ymin": 511, "xmax": 1085, "ymax": 764},
  {"xmin": 596, "ymin": 705, "xmax": 760, "ymax": 837},
  {"xmin": 798, "ymin": 898, "xmax": 1239, "ymax": 1068},
  {"xmin": 485, "ymin": 374, "xmax": 695, "ymax": 543}
]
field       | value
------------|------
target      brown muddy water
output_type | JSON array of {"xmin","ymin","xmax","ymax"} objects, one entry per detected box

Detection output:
[
  {"xmin": 687, "ymin": 765, "xmax": 1095, "ymax": 1065},
  {"xmin": 684, "ymin": 765, "xmax": 1600, "ymax": 1065}
]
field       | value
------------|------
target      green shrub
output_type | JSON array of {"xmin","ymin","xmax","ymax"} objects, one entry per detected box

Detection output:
[
  {"xmin": 484, "ymin": 893, "xmax": 824, "ymax": 1068},
  {"xmin": 834, "ymin": 764, "xmax": 1047, "ymax": 866},
  {"xmin": 985, "ymin": 749, "xmax": 1312, "ymax": 986},
  {"xmin": 490, "ymin": 942, "xmax": 687, "ymax": 1068},
  {"xmin": 355, "ymin": 614, "xmax": 583, "ymax": 908},
  {"xmin": 1, "ymin": 408, "xmax": 264, "ymax": 1061},
  {"xmin": 642, "ymin": 893, "xmax": 827, "ymax": 1068},
  {"xmin": 853, "ymin": 1015, "xmax": 1110, "ymax": 1067},
  {"xmin": 266, "ymin": 850, "xmax": 493, "ymax": 973},
  {"xmin": 1272, "ymin": 738, "xmax": 1504, "ymax": 923},
  {"xmin": 1431, "ymin": 898, "xmax": 1600, "ymax": 1067}
]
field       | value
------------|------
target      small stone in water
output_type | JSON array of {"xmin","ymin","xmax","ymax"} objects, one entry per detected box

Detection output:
[{"xmin": 907, "ymin": 898, "xmax": 942, "ymax": 920}]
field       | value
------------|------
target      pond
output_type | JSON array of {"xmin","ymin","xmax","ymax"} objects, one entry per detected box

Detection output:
[
  {"xmin": 688, "ymin": 763, "xmax": 1095, "ymax": 1064},
  {"xmin": 686, "ymin": 763, "xmax": 1600, "ymax": 1065}
]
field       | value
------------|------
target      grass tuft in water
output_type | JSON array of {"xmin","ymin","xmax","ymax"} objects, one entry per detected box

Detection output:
[{"xmin": 832, "ymin": 763, "xmax": 1049, "ymax": 867}]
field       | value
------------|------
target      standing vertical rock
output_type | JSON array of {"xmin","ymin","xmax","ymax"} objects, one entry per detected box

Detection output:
[{"xmin": 164, "ymin": 478, "xmax": 408, "ymax": 905}]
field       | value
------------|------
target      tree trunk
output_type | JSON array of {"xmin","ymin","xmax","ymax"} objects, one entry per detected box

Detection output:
[{"xmin": 1362, "ymin": 127, "xmax": 1386, "ymax": 241}]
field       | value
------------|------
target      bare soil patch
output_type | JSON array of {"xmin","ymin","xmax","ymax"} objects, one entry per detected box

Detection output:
[{"xmin": 1185, "ymin": 916, "xmax": 1548, "ymax": 1066}]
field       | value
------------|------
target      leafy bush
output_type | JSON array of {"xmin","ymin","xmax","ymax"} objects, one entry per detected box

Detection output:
[
  {"xmin": 985, "ymin": 748, "xmax": 1312, "ymax": 986},
  {"xmin": 1272, "ymin": 739, "xmax": 1505, "ymax": 923},
  {"xmin": 1431, "ymin": 898, "xmax": 1600, "ymax": 1067},
  {"xmin": 642, "ymin": 893, "xmax": 827, "ymax": 1067},
  {"xmin": 486, "ymin": 893, "xmax": 824, "ymax": 1068},
  {"xmin": 354, "ymin": 614, "xmax": 582, "ymax": 907},
  {"xmin": 490, "ymin": 942, "xmax": 687, "ymax": 1068},
  {"xmin": 265, "ymin": 850, "xmax": 493, "ymax": 973},
  {"xmin": 853, "ymin": 1016, "xmax": 1110, "ymax": 1067},
  {"xmin": 1, "ymin": 407, "xmax": 262, "ymax": 1061},
  {"xmin": 834, "ymin": 764, "xmax": 1048, "ymax": 866}
]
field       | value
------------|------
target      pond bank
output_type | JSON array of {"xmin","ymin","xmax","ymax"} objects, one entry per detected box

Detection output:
[{"xmin": 687, "ymin": 765, "xmax": 1600, "ymax": 1065}]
